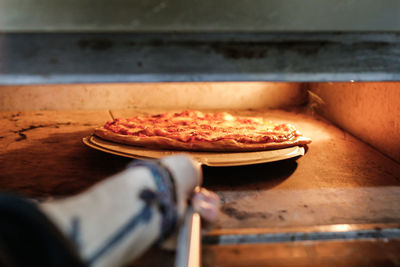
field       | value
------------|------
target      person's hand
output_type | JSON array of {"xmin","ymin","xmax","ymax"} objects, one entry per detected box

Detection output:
[{"xmin": 192, "ymin": 187, "xmax": 220, "ymax": 229}]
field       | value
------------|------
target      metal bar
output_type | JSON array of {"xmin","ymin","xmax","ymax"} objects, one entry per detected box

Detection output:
[
  {"xmin": 175, "ymin": 208, "xmax": 201, "ymax": 267},
  {"xmin": 204, "ymin": 226, "xmax": 400, "ymax": 245},
  {"xmin": 207, "ymin": 223, "xmax": 400, "ymax": 236},
  {"xmin": 188, "ymin": 213, "xmax": 201, "ymax": 267}
]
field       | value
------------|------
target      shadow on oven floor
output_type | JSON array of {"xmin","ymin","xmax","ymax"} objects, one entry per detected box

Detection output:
[{"xmin": 202, "ymin": 158, "xmax": 298, "ymax": 191}]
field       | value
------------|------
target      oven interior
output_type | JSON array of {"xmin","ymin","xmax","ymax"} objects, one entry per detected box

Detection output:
[
  {"xmin": 0, "ymin": 81, "xmax": 399, "ymax": 266},
  {"xmin": 1, "ymin": 1, "xmax": 400, "ymax": 265}
]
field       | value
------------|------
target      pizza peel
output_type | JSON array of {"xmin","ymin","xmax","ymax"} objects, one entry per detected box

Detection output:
[
  {"xmin": 82, "ymin": 135, "xmax": 305, "ymax": 167},
  {"xmin": 82, "ymin": 134, "xmax": 305, "ymax": 267}
]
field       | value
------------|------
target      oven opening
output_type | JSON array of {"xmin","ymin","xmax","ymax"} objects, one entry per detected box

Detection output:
[{"xmin": 0, "ymin": 81, "xmax": 399, "ymax": 266}]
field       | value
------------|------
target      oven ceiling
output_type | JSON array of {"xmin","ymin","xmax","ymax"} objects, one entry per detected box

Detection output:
[
  {"xmin": 1, "ymin": 0, "xmax": 400, "ymax": 84},
  {"xmin": 1, "ymin": 0, "xmax": 400, "ymax": 32}
]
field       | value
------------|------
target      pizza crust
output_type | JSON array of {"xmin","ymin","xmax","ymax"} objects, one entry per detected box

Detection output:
[{"xmin": 94, "ymin": 127, "xmax": 311, "ymax": 152}]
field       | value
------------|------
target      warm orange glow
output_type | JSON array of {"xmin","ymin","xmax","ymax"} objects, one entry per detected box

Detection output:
[{"xmin": 329, "ymin": 224, "xmax": 352, "ymax": 232}]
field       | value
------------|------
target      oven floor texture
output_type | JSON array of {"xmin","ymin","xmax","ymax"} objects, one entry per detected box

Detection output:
[{"xmin": 1, "ymin": 108, "xmax": 400, "ymax": 266}]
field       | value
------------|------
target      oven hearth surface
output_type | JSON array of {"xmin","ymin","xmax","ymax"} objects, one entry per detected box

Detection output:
[{"xmin": 0, "ymin": 108, "xmax": 399, "ymax": 266}]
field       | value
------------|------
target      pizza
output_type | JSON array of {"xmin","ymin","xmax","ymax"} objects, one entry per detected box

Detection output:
[{"xmin": 94, "ymin": 110, "xmax": 311, "ymax": 152}]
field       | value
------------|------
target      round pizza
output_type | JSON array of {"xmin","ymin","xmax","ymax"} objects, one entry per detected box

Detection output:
[{"xmin": 94, "ymin": 110, "xmax": 311, "ymax": 152}]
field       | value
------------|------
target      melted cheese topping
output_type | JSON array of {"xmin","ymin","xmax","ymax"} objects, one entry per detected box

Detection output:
[{"xmin": 104, "ymin": 110, "xmax": 302, "ymax": 144}]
